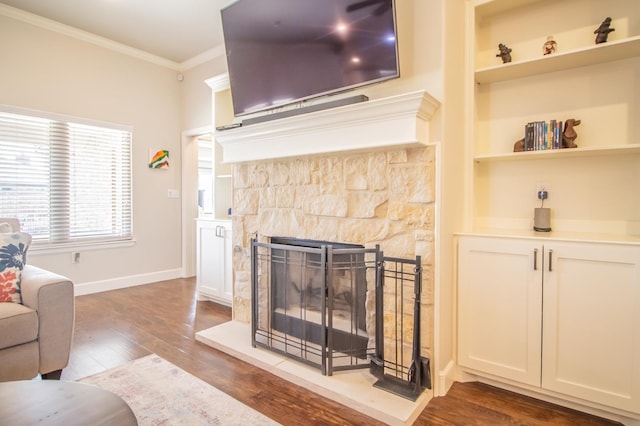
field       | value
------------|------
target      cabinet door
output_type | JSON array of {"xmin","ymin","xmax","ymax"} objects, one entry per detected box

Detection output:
[
  {"xmin": 196, "ymin": 221, "xmax": 232, "ymax": 306},
  {"xmin": 458, "ymin": 236, "xmax": 543, "ymax": 386},
  {"xmin": 542, "ymin": 242, "xmax": 640, "ymax": 414}
]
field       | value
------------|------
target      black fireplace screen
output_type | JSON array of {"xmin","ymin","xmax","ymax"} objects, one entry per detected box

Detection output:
[{"xmin": 251, "ymin": 237, "xmax": 378, "ymax": 375}]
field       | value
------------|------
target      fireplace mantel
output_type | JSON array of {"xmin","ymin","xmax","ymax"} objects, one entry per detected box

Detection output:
[{"xmin": 215, "ymin": 90, "xmax": 440, "ymax": 163}]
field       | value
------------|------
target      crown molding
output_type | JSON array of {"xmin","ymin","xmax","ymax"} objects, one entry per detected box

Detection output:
[
  {"xmin": 179, "ymin": 45, "xmax": 226, "ymax": 72},
  {"xmin": 1, "ymin": 3, "xmax": 188, "ymax": 71},
  {"xmin": 205, "ymin": 74, "xmax": 230, "ymax": 93}
]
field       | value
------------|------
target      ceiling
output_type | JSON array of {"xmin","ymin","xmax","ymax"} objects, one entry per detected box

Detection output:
[
  {"xmin": 2, "ymin": 0, "xmax": 390, "ymax": 68},
  {"xmin": 0, "ymin": 0, "xmax": 235, "ymax": 65}
]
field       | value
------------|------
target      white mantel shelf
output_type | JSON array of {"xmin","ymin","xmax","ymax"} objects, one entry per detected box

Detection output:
[{"xmin": 215, "ymin": 90, "xmax": 441, "ymax": 163}]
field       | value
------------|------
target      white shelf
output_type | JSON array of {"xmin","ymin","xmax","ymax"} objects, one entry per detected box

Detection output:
[
  {"xmin": 474, "ymin": 144, "xmax": 640, "ymax": 163},
  {"xmin": 475, "ymin": 36, "xmax": 640, "ymax": 84}
]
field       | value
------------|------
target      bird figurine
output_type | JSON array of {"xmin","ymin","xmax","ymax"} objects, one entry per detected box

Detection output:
[
  {"xmin": 594, "ymin": 17, "xmax": 615, "ymax": 44},
  {"xmin": 496, "ymin": 43, "xmax": 512, "ymax": 63}
]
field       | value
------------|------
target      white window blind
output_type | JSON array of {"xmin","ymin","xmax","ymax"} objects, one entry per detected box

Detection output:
[{"xmin": 0, "ymin": 106, "xmax": 132, "ymax": 246}]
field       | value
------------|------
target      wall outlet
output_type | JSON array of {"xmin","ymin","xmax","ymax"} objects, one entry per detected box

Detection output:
[
  {"xmin": 167, "ymin": 189, "xmax": 179, "ymax": 199},
  {"xmin": 536, "ymin": 182, "xmax": 550, "ymax": 194},
  {"xmin": 536, "ymin": 182, "xmax": 550, "ymax": 200},
  {"xmin": 72, "ymin": 252, "xmax": 80, "ymax": 264}
]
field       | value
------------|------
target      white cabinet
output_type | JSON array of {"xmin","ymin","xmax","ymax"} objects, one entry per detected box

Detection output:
[
  {"xmin": 542, "ymin": 241, "xmax": 640, "ymax": 413},
  {"xmin": 458, "ymin": 237, "xmax": 542, "ymax": 386},
  {"xmin": 196, "ymin": 219, "xmax": 232, "ymax": 306},
  {"xmin": 458, "ymin": 235, "xmax": 640, "ymax": 416}
]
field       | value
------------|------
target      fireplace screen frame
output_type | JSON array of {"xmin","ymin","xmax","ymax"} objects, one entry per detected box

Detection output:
[{"xmin": 251, "ymin": 238, "xmax": 379, "ymax": 376}]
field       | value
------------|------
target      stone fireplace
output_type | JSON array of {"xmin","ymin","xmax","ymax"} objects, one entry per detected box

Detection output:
[{"xmin": 216, "ymin": 90, "xmax": 441, "ymax": 378}]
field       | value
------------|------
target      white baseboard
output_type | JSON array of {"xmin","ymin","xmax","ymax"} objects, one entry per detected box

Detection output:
[
  {"xmin": 437, "ymin": 359, "xmax": 455, "ymax": 396},
  {"xmin": 73, "ymin": 268, "xmax": 183, "ymax": 296}
]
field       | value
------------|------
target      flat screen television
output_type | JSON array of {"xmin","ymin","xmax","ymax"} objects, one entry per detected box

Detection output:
[{"xmin": 220, "ymin": 0, "xmax": 399, "ymax": 117}]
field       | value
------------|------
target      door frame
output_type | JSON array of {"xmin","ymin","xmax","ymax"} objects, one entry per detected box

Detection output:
[{"xmin": 181, "ymin": 125, "xmax": 212, "ymax": 278}]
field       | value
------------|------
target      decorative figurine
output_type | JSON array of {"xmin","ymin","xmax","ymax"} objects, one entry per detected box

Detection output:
[
  {"xmin": 594, "ymin": 17, "xmax": 615, "ymax": 44},
  {"xmin": 496, "ymin": 43, "xmax": 512, "ymax": 63},
  {"xmin": 562, "ymin": 119, "xmax": 581, "ymax": 148},
  {"xmin": 513, "ymin": 138, "xmax": 525, "ymax": 152},
  {"xmin": 542, "ymin": 35, "xmax": 557, "ymax": 55}
]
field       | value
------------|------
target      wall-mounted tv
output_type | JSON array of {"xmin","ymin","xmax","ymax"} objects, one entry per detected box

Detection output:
[{"xmin": 220, "ymin": 0, "xmax": 399, "ymax": 117}]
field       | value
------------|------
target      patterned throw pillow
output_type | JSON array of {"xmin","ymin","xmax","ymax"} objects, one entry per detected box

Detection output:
[{"xmin": 0, "ymin": 227, "xmax": 32, "ymax": 304}]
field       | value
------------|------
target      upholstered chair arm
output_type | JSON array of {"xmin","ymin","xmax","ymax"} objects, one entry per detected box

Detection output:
[{"xmin": 20, "ymin": 265, "xmax": 75, "ymax": 375}]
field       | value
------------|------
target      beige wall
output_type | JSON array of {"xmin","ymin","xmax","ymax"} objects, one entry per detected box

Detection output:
[
  {"xmin": 180, "ymin": 55, "xmax": 227, "ymax": 131},
  {"xmin": 0, "ymin": 14, "xmax": 185, "ymax": 286}
]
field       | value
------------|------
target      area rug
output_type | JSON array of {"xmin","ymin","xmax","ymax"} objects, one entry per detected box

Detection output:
[{"xmin": 79, "ymin": 354, "xmax": 279, "ymax": 425}]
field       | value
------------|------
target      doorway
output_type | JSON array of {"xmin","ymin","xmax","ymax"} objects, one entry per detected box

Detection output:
[{"xmin": 181, "ymin": 127, "xmax": 212, "ymax": 278}]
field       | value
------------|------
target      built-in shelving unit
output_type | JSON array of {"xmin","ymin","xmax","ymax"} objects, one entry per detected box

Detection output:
[
  {"xmin": 196, "ymin": 75, "xmax": 234, "ymax": 307},
  {"xmin": 465, "ymin": 0, "xmax": 640, "ymax": 239},
  {"xmin": 458, "ymin": 3, "xmax": 640, "ymax": 423},
  {"xmin": 205, "ymin": 74, "xmax": 234, "ymax": 220}
]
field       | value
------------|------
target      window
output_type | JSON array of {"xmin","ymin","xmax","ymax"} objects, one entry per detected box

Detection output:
[{"xmin": 0, "ymin": 106, "xmax": 132, "ymax": 247}]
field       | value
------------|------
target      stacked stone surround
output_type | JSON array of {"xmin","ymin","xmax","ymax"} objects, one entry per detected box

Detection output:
[{"xmin": 230, "ymin": 145, "xmax": 435, "ymax": 360}]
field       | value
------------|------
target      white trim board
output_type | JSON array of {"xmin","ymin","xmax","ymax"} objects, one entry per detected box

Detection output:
[{"xmin": 73, "ymin": 268, "xmax": 183, "ymax": 296}]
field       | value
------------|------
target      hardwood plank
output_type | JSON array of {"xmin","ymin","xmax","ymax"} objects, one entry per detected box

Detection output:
[
  {"xmin": 64, "ymin": 278, "xmax": 622, "ymax": 425},
  {"xmin": 419, "ymin": 382, "xmax": 620, "ymax": 426}
]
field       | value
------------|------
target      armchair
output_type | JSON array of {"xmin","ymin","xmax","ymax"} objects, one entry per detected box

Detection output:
[{"xmin": 0, "ymin": 218, "xmax": 75, "ymax": 381}]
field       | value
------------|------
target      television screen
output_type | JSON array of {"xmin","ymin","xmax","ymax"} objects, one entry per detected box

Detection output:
[{"xmin": 221, "ymin": 0, "xmax": 399, "ymax": 117}]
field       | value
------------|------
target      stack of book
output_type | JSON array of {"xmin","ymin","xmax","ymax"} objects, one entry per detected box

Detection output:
[{"xmin": 524, "ymin": 120, "xmax": 563, "ymax": 151}]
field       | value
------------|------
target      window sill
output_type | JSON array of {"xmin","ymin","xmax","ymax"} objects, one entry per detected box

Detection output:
[{"xmin": 29, "ymin": 239, "xmax": 136, "ymax": 256}]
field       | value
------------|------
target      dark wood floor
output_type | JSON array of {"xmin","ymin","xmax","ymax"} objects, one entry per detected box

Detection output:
[{"xmin": 62, "ymin": 278, "xmax": 621, "ymax": 425}]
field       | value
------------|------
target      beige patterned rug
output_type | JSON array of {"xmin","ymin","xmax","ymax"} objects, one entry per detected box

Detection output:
[{"xmin": 79, "ymin": 354, "xmax": 279, "ymax": 425}]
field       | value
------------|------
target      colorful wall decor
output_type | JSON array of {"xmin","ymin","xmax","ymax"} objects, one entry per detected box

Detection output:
[{"xmin": 149, "ymin": 149, "xmax": 169, "ymax": 169}]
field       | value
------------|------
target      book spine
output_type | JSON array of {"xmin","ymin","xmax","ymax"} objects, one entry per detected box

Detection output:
[
  {"xmin": 544, "ymin": 121, "xmax": 550, "ymax": 150},
  {"xmin": 525, "ymin": 122, "xmax": 533, "ymax": 151},
  {"xmin": 557, "ymin": 120, "xmax": 563, "ymax": 149},
  {"xmin": 537, "ymin": 121, "xmax": 544, "ymax": 151}
]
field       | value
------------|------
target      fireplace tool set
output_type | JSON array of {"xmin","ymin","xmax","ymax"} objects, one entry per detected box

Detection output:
[{"xmin": 370, "ymin": 254, "xmax": 431, "ymax": 401}]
